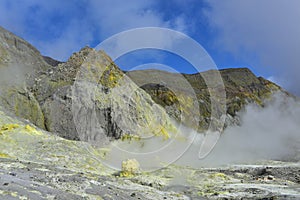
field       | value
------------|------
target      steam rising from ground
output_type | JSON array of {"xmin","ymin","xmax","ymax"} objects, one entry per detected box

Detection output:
[
  {"xmin": 102, "ymin": 93, "xmax": 300, "ymax": 170},
  {"xmin": 178, "ymin": 93, "xmax": 300, "ymax": 167}
]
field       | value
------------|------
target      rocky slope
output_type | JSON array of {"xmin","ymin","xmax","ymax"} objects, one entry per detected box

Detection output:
[
  {"xmin": 0, "ymin": 101, "xmax": 299, "ymax": 199},
  {"xmin": 0, "ymin": 27, "xmax": 50, "ymax": 129},
  {"xmin": 127, "ymin": 68, "xmax": 283, "ymax": 131}
]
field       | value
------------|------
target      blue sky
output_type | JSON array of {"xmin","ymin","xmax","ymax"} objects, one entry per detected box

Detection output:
[{"xmin": 0, "ymin": 0, "xmax": 300, "ymax": 95}]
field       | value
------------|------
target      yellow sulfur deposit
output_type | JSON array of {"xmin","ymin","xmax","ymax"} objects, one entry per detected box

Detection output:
[
  {"xmin": 153, "ymin": 126, "xmax": 170, "ymax": 140},
  {"xmin": 0, "ymin": 123, "xmax": 43, "ymax": 136},
  {"xmin": 121, "ymin": 134, "xmax": 141, "ymax": 141},
  {"xmin": 24, "ymin": 124, "xmax": 42, "ymax": 135},
  {"xmin": 120, "ymin": 159, "xmax": 140, "ymax": 177},
  {"xmin": 0, "ymin": 124, "xmax": 20, "ymax": 135},
  {"xmin": 159, "ymin": 127, "xmax": 170, "ymax": 140},
  {"xmin": 209, "ymin": 173, "xmax": 229, "ymax": 180},
  {"xmin": 0, "ymin": 152, "xmax": 10, "ymax": 158}
]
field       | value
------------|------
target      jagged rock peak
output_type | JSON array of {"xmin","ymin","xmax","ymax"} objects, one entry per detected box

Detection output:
[
  {"xmin": 66, "ymin": 46, "xmax": 95, "ymax": 67},
  {"xmin": 64, "ymin": 46, "xmax": 113, "ymax": 70}
]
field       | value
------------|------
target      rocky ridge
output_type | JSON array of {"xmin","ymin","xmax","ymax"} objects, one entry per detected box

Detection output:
[{"xmin": 127, "ymin": 67, "xmax": 283, "ymax": 131}]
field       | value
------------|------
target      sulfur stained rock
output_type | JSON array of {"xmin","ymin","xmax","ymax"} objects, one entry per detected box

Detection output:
[
  {"xmin": 120, "ymin": 159, "xmax": 140, "ymax": 177},
  {"xmin": 0, "ymin": 87, "xmax": 45, "ymax": 129},
  {"xmin": 31, "ymin": 47, "xmax": 177, "ymax": 142},
  {"xmin": 127, "ymin": 68, "xmax": 285, "ymax": 132},
  {"xmin": 0, "ymin": 27, "xmax": 50, "ymax": 129}
]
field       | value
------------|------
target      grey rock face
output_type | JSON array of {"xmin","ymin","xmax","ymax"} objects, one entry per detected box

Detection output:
[
  {"xmin": 0, "ymin": 26, "xmax": 49, "ymax": 82},
  {"xmin": 42, "ymin": 55, "xmax": 62, "ymax": 67},
  {"xmin": 71, "ymin": 50, "xmax": 177, "ymax": 143},
  {"xmin": 0, "ymin": 86, "xmax": 45, "ymax": 129},
  {"xmin": 42, "ymin": 86, "xmax": 78, "ymax": 140},
  {"xmin": 32, "ymin": 47, "xmax": 176, "ymax": 142}
]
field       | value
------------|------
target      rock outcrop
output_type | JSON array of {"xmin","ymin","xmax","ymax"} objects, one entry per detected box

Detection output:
[
  {"xmin": 42, "ymin": 55, "xmax": 63, "ymax": 67},
  {"xmin": 127, "ymin": 68, "xmax": 284, "ymax": 131},
  {"xmin": 33, "ymin": 47, "xmax": 176, "ymax": 142}
]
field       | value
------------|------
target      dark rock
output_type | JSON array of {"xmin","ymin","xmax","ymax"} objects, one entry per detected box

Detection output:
[{"xmin": 42, "ymin": 56, "xmax": 63, "ymax": 67}]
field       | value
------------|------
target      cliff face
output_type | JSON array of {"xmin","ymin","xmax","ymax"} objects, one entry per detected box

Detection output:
[{"xmin": 33, "ymin": 47, "xmax": 176, "ymax": 142}]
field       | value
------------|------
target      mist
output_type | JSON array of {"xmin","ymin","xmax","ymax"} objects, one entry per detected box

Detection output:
[
  {"xmin": 178, "ymin": 92, "xmax": 300, "ymax": 167},
  {"xmin": 101, "ymin": 92, "xmax": 300, "ymax": 171},
  {"xmin": 0, "ymin": 64, "xmax": 30, "ymax": 94}
]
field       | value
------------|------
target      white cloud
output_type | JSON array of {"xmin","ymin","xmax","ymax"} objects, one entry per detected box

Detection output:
[
  {"xmin": 0, "ymin": 1, "xmax": 92, "ymax": 60},
  {"xmin": 87, "ymin": 0, "xmax": 167, "ymax": 38},
  {"xmin": 205, "ymin": 0, "xmax": 300, "ymax": 95},
  {"xmin": 0, "ymin": 0, "xmax": 190, "ymax": 61},
  {"xmin": 171, "ymin": 15, "xmax": 188, "ymax": 33},
  {"xmin": 35, "ymin": 19, "xmax": 95, "ymax": 60},
  {"xmin": 96, "ymin": 27, "xmax": 217, "ymax": 73}
]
